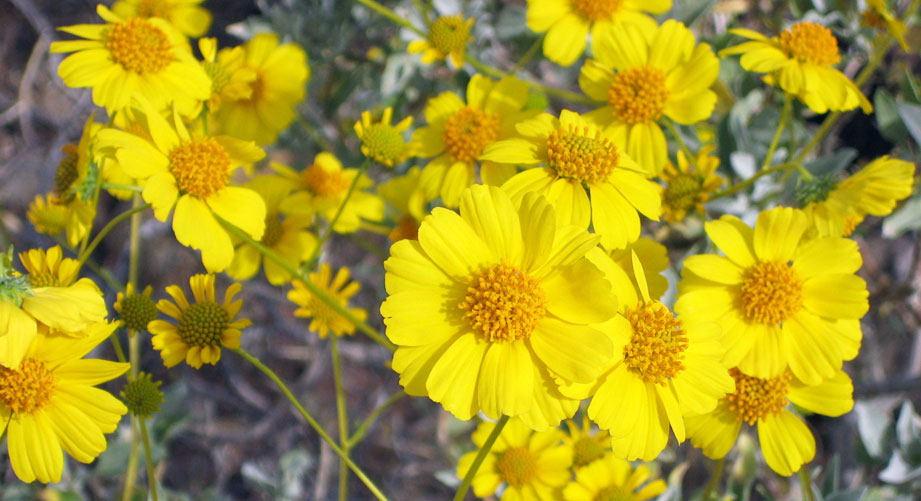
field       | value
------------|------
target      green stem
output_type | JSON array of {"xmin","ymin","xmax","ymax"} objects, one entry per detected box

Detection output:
[
  {"xmin": 708, "ymin": 162, "xmax": 801, "ymax": 201},
  {"xmin": 511, "ymin": 35, "xmax": 544, "ymax": 73},
  {"xmin": 700, "ymin": 457, "xmax": 724, "ymax": 500},
  {"xmin": 75, "ymin": 203, "xmax": 151, "ymax": 272},
  {"xmin": 356, "ymin": 0, "xmax": 426, "ymax": 36},
  {"xmin": 309, "ymin": 160, "xmax": 369, "ymax": 264},
  {"xmin": 761, "ymin": 92, "xmax": 792, "ymax": 171},
  {"xmin": 100, "ymin": 183, "xmax": 143, "ymax": 193},
  {"xmin": 217, "ymin": 216, "xmax": 396, "ymax": 352},
  {"xmin": 121, "ymin": 418, "xmax": 141, "ymax": 501},
  {"xmin": 330, "ymin": 335, "xmax": 350, "ymax": 501},
  {"xmin": 232, "ymin": 348, "xmax": 389, "ymax": 501},
  {"xmin": 665, "ymin": 120, "xmax": 698, "ymax": 170},
  {"xmin": 454, "ymin": 416, "xmax": 508, "ymax": 501},
  {"xmin": 140, "ymin": 418, "xmax": 159, "ymax": 501},
  {"xmin": 347, "ymin": 391, "xmax": 405, "ymax": 448},
  {"xmin": 797, "ymin": 467, "xmax": 815, "ymax": 501},
  {"xmin": 109, "ymin": 331, "xmax": 127, "ymax": 364}
]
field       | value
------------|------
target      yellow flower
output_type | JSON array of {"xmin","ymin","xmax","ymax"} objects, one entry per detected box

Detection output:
[
  {"xmin": 381, "ymin": 185, "xmax": 617, "ymax": 429},
  {"xmin": 408, "ymin": 15, "xmax": 474, "ymax": 67},
  {"xmin": 27, "ymin": 194, "xmax": 94, "ymax": 248},
  {"xmin": 675, "ymin": 207, "xmax": 868, "ymax": 384},
  {"xmin": 149, "ymin": 274, "xmax": 250, "ymax": 368},
  {"xmin": 96, "ymin": 98, "xmax": 266, "ymax": 272},
  {"xmin": 563, "ymin": 253, "xmax": 734, "ymax": 460},
  {"xmin": 562, "ymin": 452, "xmax": 666, "ymax": 501},
  {"xmin": 608, "ymin": 238, "xmax": 669, "ymax": 300},
  {"xmin": 720, "ymin": 22, "xmax": 872, "ymax": 114},
  {"xmin": 579, "ymin": 20, "xmax": 719, "ymax": 174},
  {"xmin": 354, "ymin": 107, "xmax": 414, "ymax": 167},
  {"xmin": 457, "ymin": 417, "xmax": 572, "ymax": 500},
  {"xmin": 687, "ymin": 368, "xmax": 853, "ymax": 476},
  {"xmin": 114, "ymin": 283, "xmax": 157, "ymax": 333},
  {"xmin": 0, "ymin": 323, "xmax": 129, "ymax": 483},
  {"xmin": 112, "ymin": 0, "xmax": 212, "ymax": 38},
  {"xmin": 276, "ymin": 153, "xmax": 385, "ymax": 234},
  {"xmin": 377, "ymin": 167, "xmax": 433, "ymax": 242},
  {"xmin": 563, "ymin": 414, "xmax": 610, "ymax": 469},
  {"xmin": 660, "ymin": 145, "xmax": 723, "ymax": 223},
  {"xmin": 210, "ymin": 33, "xmax": 309, "ymax": 145},
  {"xmin": 482, "ymin": 109, "xmax": 661, "ymax": 250},
  {"xmin": 801, "ymin": 156, "xmax": 916, "ymax": 237},
  {"xmin": 198, "ymin": 37, "xmax": 258, "ymax": 112},
  {"xmin": 526, "ymin": 0, "xmax": 672, "ymax": 66},
  {"xmin": 863, "ymin": 0, "xmax": 909, "ymax": 51},
  {"xmin": 228, "ymin": 174, "xmax": 317, "ymax": 285},
  {"xmin": 288, "ymin": 264, "xmax": 367, "ymax": 339},
  {"xmin": 413, "ymin": 74, "xmax": 536, "ymax": 207},
  {"xmin": 50, "ymin": 4, "xmax": 211, "ymax": 114}
]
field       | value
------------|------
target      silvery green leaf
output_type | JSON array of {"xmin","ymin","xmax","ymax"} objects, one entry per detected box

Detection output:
[
  {"xmin": 657, "ymin": 461, "xmax": 688, "ymax": 501},
  {"xmin": 882, "ymin": 196, "xmax": 921, "ymax": 238},
  {"xmin": 874, "ymin": 90, "xmax": 909, "ymax": 143},
  {"xmin": 855, "ymin": 401, "xmax": 893, "ymax": 461},
  {"xmin": 897, "ymin": 101, "xmax": 921, "ymax": 148},
  {"xmin": 879, "ymin": 451, "xmax": 921, "ymax": 484}
]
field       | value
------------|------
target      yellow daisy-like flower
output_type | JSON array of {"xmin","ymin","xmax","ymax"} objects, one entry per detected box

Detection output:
[
  {"xmin": 0, "ymin": 323, "xmax": 129, "ymax": 483},
  {"xmin": 114, "ymin": 283, "xmax": 157, "ymax": 333},
  {"xmin": 563, "ymin": 414, "xmax": 610, "ymax": 470},
  {"xmin": 482, "ymin": 109, "xmax": 661, "ymax": 250},
  {"xmin": 287, "ymin": 264, "xmax": 367, "ymax": 339},
  {"xmin": 526, "ymin": 0, "xmax": 672, "ymax": 66},
  {"xmin": 408, "ymin": 15, "xmax": 474, "ymax": 67},
  {"xmin": 112, "ymin": 0, "xmax": 212, "ymax": 38},
  {"xmin": 198, "ymin": 37, "xmax": 258, "ymax": 112},
  {"xmin": 457, "ymin": 417, "xmax": 572, "ymax": 500},
  {"xmin": 49, "ymin": 4, "xmax": 211, "ymax": 114},
  {"xmin": 148, "ymin": 274, "xmax": 250, "ymax": 369},
  {"xmin": 96, "ymin": 99, "xmax": 266, "ymax": 272},
  {"xmin": 563, "ymin": 253, "xmax": 734, "ymax": 461},
  {"xmin": 377, "ymin": 167, "xmax": 433, "ymax": 242},
  {"xmin": 562, "ymin": 452, "xmax": 666, "ymax": 501},
  {"xmin": 413, "ymin": 74, "xmax": 536, "ymax": 207},
  {"xmin": 580, "ymin": 20, "xmax": 719, "ymax": 174},
  {"xmin": 687, "ymin": 368, "xmax": 853, "ymax": 476},
  {"xmin": 720, "ymin": 22, "xmax": 872, "ymax": 114},
  {"xmin": 210, "ymin": 33, "xmax": 309, "ymax": 145},
  {"xmin": 660, "ymin": 145, "xmax": 723, "ymax": 223},
  {"xmin": 354, "ymin": 107, "xmax": 414, "ymax": 167},
  {"xmin": 27, "ymin": 194, "xmax": 94, "ymax": 249},
  {"xmin": 800, "ymin": 156, "xmax": 915, "ymax": 237},
  {"xmin": 608, "ymin": 238, "xmax": 669, "ymax": 300},
  {"xmin": 675, "ymin": 207, "xmax": 868, "ymax": 384},
  {"xmin": 275, "ymin": 153, "xmax": 385, "ymax": 234},
  {"xmin": 381, "ymin": 185, "xmax": 617, "ymax": 429},
  {"xmin": 228, "ymin": 175, "xmax": 317, "ymax": 285}
]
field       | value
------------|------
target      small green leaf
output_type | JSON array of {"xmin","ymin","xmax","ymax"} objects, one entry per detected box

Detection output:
[
  {"xmin": 882, "ymin": 195, "xmax": 921, "ymax": 238},
  {"xmin": 873, "ymin": 90, "xmax": 909, "ymax": 143},
  {"xmin": 897, "ymin": 101, "xmax": 921, "ymax": 148}
]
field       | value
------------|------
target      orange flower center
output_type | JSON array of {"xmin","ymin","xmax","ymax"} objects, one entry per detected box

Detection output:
[
  {"xmin": 663, "ymin": 173, "xmax": 702, "ymax": 213},
  {"xmin": 177, "ymin": 301, "xmax": 229, "ymax": 347},
  {"xmin": 105, "ymin": 18, "xmax": 173, "ymax": 74},
  {"xmin": 546, "ymin": 124, "xmax": 620, "ymax": 185},
  {"xmin": 428, "ymin": 15, "xmax": 471, "ymax": 55},
  {"xmin": 726, "ymin": 368, "xmax": 791, "ymax": 425},
  {"xmin": 301, "ymin": 163, "xmax": 350, "ymax": 198},
  {"xmin": 261, "ymin": 213, "xmax": 284, "ymax": 247},
  {"xmin": 572, "ymin": 0, "xmax": 625, "ymax": 21},
  {"xmin": 572, "ymin": 435, "xmax": 607, "ymax": 468},
  {"xmin": 780, "ymin": 22, "xmax": 840, "ymax": 67},
  {"xmin": 608, "ymin": 66, "xmax": 669, "ymax": 124},
  {"xmin": 740, "ymin": 261, "xmax": 803, "ymax": 325},
  {"xmin": 388, "ymin": 215, "xmax": 419, "ymax": 242},
  {"xmin": 0, "ymin": 359, "xmax": 55, "ymax": 414},
  {"xmin": 495, "ymin": 446, "xmax": 538, "ymax": 488},
  {"xmin": 168, "ymin": 137, "xmax": 231, "ymax": 198},
  {"xmin": 54, "ymin": 143, "xmax": 80, "ymax": 196},
  {"xmin": 460, "ymin": 263, "xmax": 546, "ymax": 343},
  {"xmin": 442, "ymin": 106, "xmax": 501, "ymax": 163},
  {"xmin": 623, "ymin": 301, "xmax": 688, "ymax": 385}
]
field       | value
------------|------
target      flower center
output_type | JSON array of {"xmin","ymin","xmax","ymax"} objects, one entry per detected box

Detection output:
[
  {"xmin": 726, "ymin": 368, "xmax": 791, "ymax": 425},
  {"xmin": 360, "ymin": 123, "xmax": 408, "ymax": 165},
  {"xmin": 843, "ymin": 214, "xmax": 862, "ymax": 237},
  {"xmin": 261, "ymin": 213, "xmax": 285, "ymax": 247},
  {"xmin": 120, "ymin": 292, "xmax": 158, "ymax": 332},
  {"xmin": 105, "ymin": 18, "xmax": 173, "ymax": 74},
  {"xmin": 388, "ymin": 215, "xmax": 419, "ymax": 242},
  {"xmin": 28, "ymin": 272, "xmax": 62, "ymax": 288},
  {"xmin": 740, "ymin": 261, "xmax": 803, "ymax": 325},
  {"xmin": 120, "ymin": 372, "xmax": 164, "ymax": 418},
  {"xmin": 460, "ymin": 263, "xmax": 546, "ymax": 343},
  {"xmin": 571, "ymin": 0, "xmax": 625, "ymax": 21},
  {"xmin": 301, "ymin": 163, "xmax": 350, "ymax": 198},
  {"xmin": 594, "ymin": 485, "xmax": 634, "ymax": 501},
  {"xmin": 168, "ymin": 137, "xmax": 231, "ymax": 199},
  {"xmin": 0, "ymin": 359, "xmax": 55, "ymax": 414},
  {"xmin": 495, "ymin": 446, "xmax": 538, "ymax": 488},
  {"xmin": 177, "ymin": 301, "xmax": 229, "ymax": 347},
  {"xmin": 608, "ymin": 66, "xmax": 669, "ymax": 124},
  {"xmin": 442, "ymin": 106, "xmax": 501, "ymax": 163},
  {"xmin": 663, "ymin": 173, "xmax": 702, "ymax": 212},
  {"xmin": 428, "ymin": 15, "xmax": 471, "ymax": 54},
  {"xmin": 546, "ymin": 125, "xmax": 620, "ymax": 185},
  {"xmin": 780, "ymin": 22, "xmax": 840, "ymax": 67},
  {"xmin": 623, "ymin": 301, "xmax": 688, "ymax": 385},
  {"xmin": 137, "ymin": 0, "xmax": 169, "ymax": 18},
  {"xmin": 573, "ymin": 436, "xmax": 607, "ymax": 468},
  {"xmin": 54, "ymin": 143, "xmax": 80, "ymax": 197}
]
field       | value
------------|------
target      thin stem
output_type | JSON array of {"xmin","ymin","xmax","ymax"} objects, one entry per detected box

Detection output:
[
  {"xmin": 330, "ymin": 336, "xmax": 350, "ymax": 501},
  {"xmin": 100, "ymin": 183, "xmax": 142, "ymax": 193},
  {"xmin": 511, "ymin": 35, "xmax": 544, "ymax": 73},
  {"xmin": 410, "ymin": 0, "xmax": 430, "ymax": 24},
  {"xmin": 75, "ymin": 203, "xmax": 151, "ymax": 271},
  {"xmin": 347, "ymin": 391, "xmax": 406, "ymax": 448},
  {"xmin": 232, "ymin": 347, "xmax": 389, "ymax": 501},
  {"xmin": 700, "ymin": 457, "xmax": 724, "ymax": 500},
  {"xmin": 761, "ymin": 92, "xmax": 792, "ymax": 171},
  {"xmin": 140, "ymin": 418, "xmax": 159, "ymax": 501},
  {"xmin": 708, "ymin": 162, "xmax": 801, "ymax": 201},
  {"xmin": 797, "ymin": 467, "xmax": 815, "ymax": 501},
  {"xmin": 121, "ymin": 194, "xmax": 146, "ymax": 501},
  {"xmin": 309, "ymin": 160, "xmax": 368, "ymax": 264},
  {"xmin": 121, "ymin": 418, "xmax": 141, "ymax": 501},
  {"xmin": 217, "ymin": 216, "xmax": 396, "ymax": 352},
  {"xmin": 109, "ymin": 331, "xmax": 127, "ymax": 363},
  {"xmin": 665, "ymin": 120, "xmax": 698, "ymax": 170},
  {"xmin": 454, "ymin": 416, "xmax": 509, "ymax": 501},
  {"xmin": 356, "ymin": 0, "xmax": 426, "ymax": 36}
]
